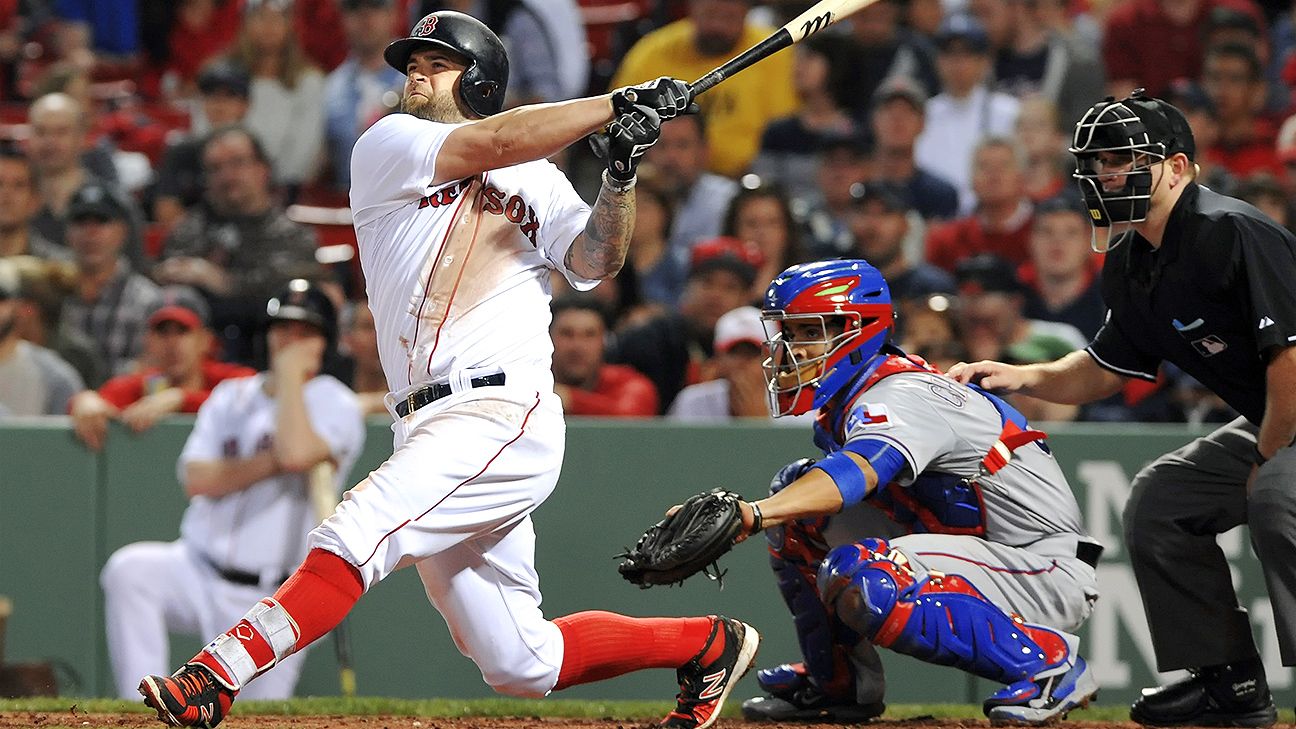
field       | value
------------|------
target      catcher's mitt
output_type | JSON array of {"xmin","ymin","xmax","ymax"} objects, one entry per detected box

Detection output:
[{"xmin": 617, "ymin": 488, "xmax": 747, "ymax": 589}]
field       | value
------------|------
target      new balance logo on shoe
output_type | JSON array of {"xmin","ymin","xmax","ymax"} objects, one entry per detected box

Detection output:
[
  {"xmin": 661, "ymin": 616, "xmax": 760, "ymax": 729},
  {"xmin": 698, "ymin": 669, "xmax": 728, "ymax": 701}
]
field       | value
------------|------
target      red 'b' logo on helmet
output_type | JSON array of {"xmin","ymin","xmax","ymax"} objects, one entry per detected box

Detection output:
[{"xmin": 412, "ymin": 15, "xmax": 437, "ymax": 37}]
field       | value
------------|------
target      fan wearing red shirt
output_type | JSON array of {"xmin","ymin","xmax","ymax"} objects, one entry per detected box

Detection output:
[
  {"xmin": 70, "ymin": 287, "xmax": 254, "ymax": 450},
  {"xmin": 925, "ymin": 138, "xmax": 1035, "ymax": 272},
  {"xmin": 550, "ymin": 294, "xmax": 658, "ymax": 417}
]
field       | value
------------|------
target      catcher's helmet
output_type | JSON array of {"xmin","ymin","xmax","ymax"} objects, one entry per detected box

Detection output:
[
  {"xmin": 265, "ymin": 278, "xmax": 336, "ymax": 342},
  {"xmin": 384, "ymin": 11, "xmax": 509, "ymax": 118},
  {"xmin": 761, "ymin": 259, "xmax": 894, "ymax": 417},
  {"xmin": 1069, "ymin": 89, "xmax": 1195, "ymax": 246}
]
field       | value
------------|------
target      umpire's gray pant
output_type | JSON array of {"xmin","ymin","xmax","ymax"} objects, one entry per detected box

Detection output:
[{"xmin": 1123, "ymin": 416, "xmax": 1296, "ymax": 671}]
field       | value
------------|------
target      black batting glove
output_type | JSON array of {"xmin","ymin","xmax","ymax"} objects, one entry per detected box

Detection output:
[
  {"xmin": 593, "ymin": 104, "xmax": 661, "ymax": 183},
  {"xmin": 611, "ymin": 77, "xmax": 697, "ymax": 121}
]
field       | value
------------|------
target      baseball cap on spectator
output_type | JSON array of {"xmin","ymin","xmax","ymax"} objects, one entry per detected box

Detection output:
[
  {"xmin": 147, "ymin": 286, "xmax": 210, "ymax": 331},
  {"xmin": 197, "ymin": 61, "xmax": 251, "ymax": 99},
  {"xmin": 816, "ymin": 128, "xmax": 873, "ymax": 156},
  {"xmin": 850, "ymin": 181, "xmax": 914, "ymax": 212},
  {"xmin": 67, "ymin": 182, "xmax": 131, "ymax": 222},
  {"xmin": 689, "ymin": 236, "xmax": 764, "ymax": 289},
  {"xmin": 714, "ymin": 306, "xmax": 766, "ymax": 354},
  {"xmin": 873, "ymin": 75, "xmax": 928, "ymax": 111},
  {"xmin": 954, "ymin": 254, "xmax": 1025, "ymax": 296},
  {"xmin": 935, "ymin": 14, "xmax": 990, "ymax": 53}
]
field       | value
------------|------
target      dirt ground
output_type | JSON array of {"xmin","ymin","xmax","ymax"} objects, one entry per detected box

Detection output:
[{"xmin": 0, "ymin": 713, "xmax": 1147, "ymax": 729}]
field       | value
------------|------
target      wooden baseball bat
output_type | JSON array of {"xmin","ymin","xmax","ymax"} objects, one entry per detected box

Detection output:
[
  {"xmin": 689, "ymin": 0, "xmax": 884, "ymax": 97},
  {"xmin": 308, "ymin": 462, "xmax": 357, "ymax": 698}
]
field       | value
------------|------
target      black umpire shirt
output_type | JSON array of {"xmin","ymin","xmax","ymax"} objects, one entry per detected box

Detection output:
[{"xmin": 1086, "ymin": 182, "xmax": 1296, "ymax": 425}]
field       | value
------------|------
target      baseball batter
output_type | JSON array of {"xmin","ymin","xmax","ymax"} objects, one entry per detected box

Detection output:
[
  {"xmin": 103, "ymin": 280, "xmax": 364, "ymax": 700},
  {"xmin": 731, "ymin": 259, "xmax": 1101, "ymax": 725},
  {"xmin": 140, "ymin": 12, "xmax": 757, "ymax": 729}
]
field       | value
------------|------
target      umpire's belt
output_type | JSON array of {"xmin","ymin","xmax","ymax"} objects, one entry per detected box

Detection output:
[
  {"xmin": 1076, "ymin": 541, "xmax": 1103, "ymax": 568},
  {"xmin": 396, "ymin": 373, "xmax": 507, "ymax": 417}
]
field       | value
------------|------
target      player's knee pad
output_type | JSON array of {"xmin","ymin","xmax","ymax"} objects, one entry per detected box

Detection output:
[{"xmin": 819, "ymin": 544, "xmax": 1072, "ymax": 684}]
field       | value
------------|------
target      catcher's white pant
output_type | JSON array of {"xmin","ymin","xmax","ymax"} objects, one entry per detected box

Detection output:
[
  {"xmin": 309, "ymin": 382, "xmax": 567, "ymax": 697},
  {"xmin": 101, "ymin": 541, "xmax": 308, "ymax": 699}
]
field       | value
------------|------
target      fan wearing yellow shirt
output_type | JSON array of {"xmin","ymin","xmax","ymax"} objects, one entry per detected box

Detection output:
[{"xmin": 610, "ymin": 0, "xmax": 797, "ymax": 178}]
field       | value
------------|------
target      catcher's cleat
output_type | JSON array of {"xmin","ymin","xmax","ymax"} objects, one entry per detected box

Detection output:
[
  {"xmin": 741, "ymin": 685, "xmax": 886, "ymax": 723},
  {"xmin": 756, "ymin": 662, "xmax": 809, "ymax": 699},
  {"xmin": 661, "ymin": 616, "xmax": 760, "ymax": 729},
  {"xmin": 983, "ymin": 656, "xmax": 1099, "ymax": 726},
  {"xmin": 1128, "ymin": 658, "xmax": 1276, "ymax": 728},
  {"xmin": 139, "ymin": 664, "xmax": 235, "ymax": 728}
]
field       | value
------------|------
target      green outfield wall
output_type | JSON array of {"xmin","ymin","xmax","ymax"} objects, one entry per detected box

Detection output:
[{"xmin": 0, "ymin": 418, "xmax": 1289, "ymax": 708}]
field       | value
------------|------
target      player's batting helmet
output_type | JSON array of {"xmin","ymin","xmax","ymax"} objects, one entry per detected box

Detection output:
[
  {"xmin": 761, "ymin": 260, "xmax": 894, "ymax": 417},
  {"xmin": 1069, "ymin": 89, "xmax": 1195, "ymax": 245},
  {"xmin": 266, "ymin": 278, "xmax": 337, "ymax": 343},
  {"xmin": 384, "ymin": 11, "xmax": 509, "ymax": 118}
]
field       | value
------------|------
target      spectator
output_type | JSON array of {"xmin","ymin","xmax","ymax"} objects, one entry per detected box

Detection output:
[
  {"xmin": 984, "ymin": 0, "xmax": 1105, "ymax": 125},
  {"xmin": 722, "ymin": 184, "xmax": 808, "ymax": 302},
  {"xmin": 1235, "ymin": 174, "xmax": 1293, "ymax": 232},
  {"xmin": 0, "ymin": 148, "xmax": 67, "ymax": 260},
  {"xmin": 26, "ymin": 92, "xmax": 117, "ymax": 250},
  {"xmin": 550, "ymin": 294, "xmax": 658, "ymax": 417},
  {"xmin": 152, "ymin": 60, "xmax": 253, "ymax": 229},
  {"xmin": 69, "ymin": 287, "xmax": 256, "ymax": 450},
  {"xmin": 322, "ymin": 0, "xmax": 404, "ymax": 193},
  {"xmin": 338, "ymin": 297, "xmax": 387, "ymax": 416},
  {"xmin": 896, "ymin": 293, "xmax": 967, "ymax": 371},
  {"xmin": 925, "ymin": 137, "xmax": 1035, "ymax": 272},
  {"xmin": 610, "ymin": 0, "xmax": 797, "ymax": 177},
  {"xmin": 915, "ymin": 14, "xmax": 1020, "ymax": 213},
  {"xmin": 1020, "ymin": 194, "xmax": 1106, "ymax": 339},
  {"xmin": 100, "ymin": 280, "xmax": 364, "ymax": 700},
  {"xmin": 840, "ymin": 0, "xmax": 941, "ymax": 112},
  {"xmin": 0, "ymin": 261, "xmax": 84, "ymax": 416},
  {"xmin": 640, "ymin": 113, "xmax": 739, "ymax": 268},
  {"xmin": 868, "ymin": 75, "xmax": 959, "ymax": 220},
  {"xmin": 1015, "ymin": 96, "xmax": 1070, "ymax": 203},
  {"xmin": 611, "ymin": 237, "xmax": 759, "ymax": 412},
  {"xmin": 155, "ymin": 126, "xmax": 323, "ymax": 365},
  {"xmin": 954, "ymin": 253, "xmax": 1085, "ymax": 421},
  {"xmin": 0, "ymin": 253, "xmax": 102, "ymax": 386},
  {"xmin": 1202, "ymin": 42, "xmax": 1282, "ymax": 179},
  {"xmin": 802, "ymin": 132, "xmax": 871, "ymax": 257},
  {"xmin": 668, "ymin": 305, "xmax": 783, "ymax": 420},
  {"xmin": 61, "ymin": 181, "xmax": 162, "ymax": 376},
  {"xmin": 228, "ymin": 0, "xmax": 326, "ymax": 191},
  {"xmin": 847, "ymin": 181, "xmax": 955, "ymax": 302},
  {"xmin": 1163, "ymin": 79, "xmax": 1235, "ymax": 193},
  {"xmin": 1102, "ymin": 0, "xmax": 1266, "ymax": 99},
  {"xmin": 624, "ymin": 170, "xmax": 683, "ymax": 311},
  {"xmin": 751, "ymin": 35, "xmax": 860, "ymax": 192},
  {"xmin": 158, "ymin": 0, "xmax": 244, "ymax": 98}
]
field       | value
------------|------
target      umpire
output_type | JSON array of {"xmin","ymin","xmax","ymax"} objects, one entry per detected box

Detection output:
[{"xmin": 949, "ymin": 88, "xmax": 1296, "ymax": 727}]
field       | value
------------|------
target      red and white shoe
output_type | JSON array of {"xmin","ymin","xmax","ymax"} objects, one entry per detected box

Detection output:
[
  {"xmin": 139, "ymin": 663, "xmax": 236, "ymax": 728},
  {"xmin": 661, "ymin": 616, "xmax": 761, "ymax": 729}
]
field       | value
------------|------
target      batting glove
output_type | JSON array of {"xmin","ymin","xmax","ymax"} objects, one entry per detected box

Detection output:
[
  {"xmin": 611, "ymin": 77, "xmax": 697, "ymax": 121},
  {"xmin": 593, "ymin": 103, "xmax": 662, "ymax": 183}
]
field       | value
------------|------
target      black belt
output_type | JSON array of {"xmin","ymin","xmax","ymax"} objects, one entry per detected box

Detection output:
[
  {"xmin": 213, "ymin": 565, "xmax": 288, "ymax": 588},
  {"xmin": 1076, "ymin": 542, "xmax": 1104, "ymax": 568},
  {"xmin": 395, "ymin": 373, "xmax": 507, "ymax": 417}
]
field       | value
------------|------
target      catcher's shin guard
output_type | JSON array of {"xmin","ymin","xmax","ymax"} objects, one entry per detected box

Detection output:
[
  {"xmin": 818, "ymin": 539, "xmax": 1075, "ymax": 686},
  {"xmin": 765, "ymin": 514, "xmax": 855, "ymax": 700}
]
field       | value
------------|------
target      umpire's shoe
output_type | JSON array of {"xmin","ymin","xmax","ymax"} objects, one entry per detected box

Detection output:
[
  {"xmin": 1129, "ymin": 657, "xmax": 1277, "ymax": 727},
  {"xmin": 983, "ymin": 655, "xmax": 1099, "ymax": 725},
  {"xmin": 661, "ymin": 616, "xmax": 760, "ymax": 729},
  {"xmin": 139, "ymin": 663, "xmax": 235, "ymax": 728}
]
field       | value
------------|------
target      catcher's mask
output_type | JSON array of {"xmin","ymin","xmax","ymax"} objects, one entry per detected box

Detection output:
[
  {"xmin": 761, "ymin": 260, "xmax": 894, "ymax": 417},
  {"xmin": 384, "ymin": 11, "xmax": 509, "ymax": 118},
  {"xmin": 1069, "ymin": 89, "xmax": 1195, "ymax": 252}
]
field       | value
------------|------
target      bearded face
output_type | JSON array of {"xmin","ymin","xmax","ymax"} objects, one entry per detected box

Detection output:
[{"xmin": 401, "ymin": 88, "xmax": 468, "ymax": 123}]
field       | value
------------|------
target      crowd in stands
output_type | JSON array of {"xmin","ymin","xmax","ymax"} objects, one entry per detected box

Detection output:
[{"xmin": 3, "ymin": 0, "xmax": 1294, "ymax": 428}]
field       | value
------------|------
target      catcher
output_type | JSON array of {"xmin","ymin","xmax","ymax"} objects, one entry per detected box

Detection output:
[{"xmin": 620, "ymin": 259, "xmax": 1101, "ymax": 725}]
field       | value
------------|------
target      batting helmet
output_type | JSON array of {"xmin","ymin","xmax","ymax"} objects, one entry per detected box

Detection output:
[
  {"xmin": 265, "ymin": 279, "xmax": 337, "ymax": 342},
  {"xmin": 1069, "ymin": 89, "xmax": 1195, "ymax": 238},
  {"xmin": 384, "ymin": 11, "xmax": 509, "ymax": 118},
  {"xmin": 761, "ymin": 259, "xmax": 894, "ymax": 417}
]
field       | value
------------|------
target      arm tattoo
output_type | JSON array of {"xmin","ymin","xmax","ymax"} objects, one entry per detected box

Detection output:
[{"xmin": 566, "ymin": 182, "xmax": 635, "ymax": 280}]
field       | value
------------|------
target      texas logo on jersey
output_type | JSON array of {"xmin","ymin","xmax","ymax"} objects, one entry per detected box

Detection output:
[{"xmin": 846, "ymin": 403, "xmax": 893, "ymax": 432}]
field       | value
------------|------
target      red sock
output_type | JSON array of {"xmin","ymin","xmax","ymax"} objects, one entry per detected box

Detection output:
[
  {"xmin": 271, "ymin": 548, "xmax": 364, "ymax": 651},
  {"xmin": 552, "ymin": 611, "xmax": 720, "ymax": 691}
]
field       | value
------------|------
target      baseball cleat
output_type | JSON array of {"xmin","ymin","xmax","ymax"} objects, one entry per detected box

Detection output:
[
  {"xmin": 139, "ymin": 663, "xmax": 235, "ymax": 728},
  {"xmin": 1128, "ymin": 660, "xmax": 1277, "ymax": 728},
  {"xmin": 660, "ymin": 615, "xmax": 760, "ymax": 729},
  {"xmin": 983, "ymin": 655, "xmax": 1099, "ymax": 725}
]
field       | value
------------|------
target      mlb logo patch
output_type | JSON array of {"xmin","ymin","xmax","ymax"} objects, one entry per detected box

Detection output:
[
  {"xmin": 1192, "ymin": 335, "xmax": 1228, "ymax": 357},
  {"xmin": 847, "ymin": 403, "xmax": 893, "ymax": 432}
]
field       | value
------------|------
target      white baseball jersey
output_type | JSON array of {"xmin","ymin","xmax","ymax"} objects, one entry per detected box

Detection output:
[
  {"xmin": 349, "ymin": 113, "xmax": 598, "ymax": 397},
  {"xmin": 178, "ymin": 374, "xmax": 366, "ymax": 576}
]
